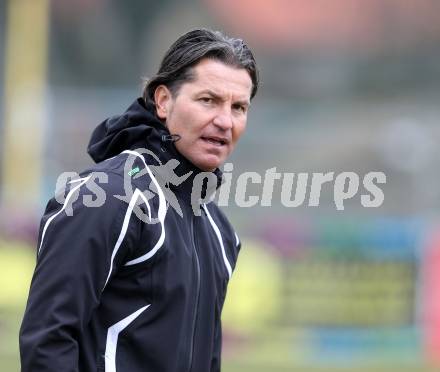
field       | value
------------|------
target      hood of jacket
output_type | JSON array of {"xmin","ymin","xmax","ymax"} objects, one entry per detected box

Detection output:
[{"xmin": 88, "ymin": 98, "xmax": 170, "ymax": 163}]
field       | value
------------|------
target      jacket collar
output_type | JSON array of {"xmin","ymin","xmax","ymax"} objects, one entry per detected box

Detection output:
[{"xmin": 133, "ymin": 99, "xmax": 223, "ymax": 208}]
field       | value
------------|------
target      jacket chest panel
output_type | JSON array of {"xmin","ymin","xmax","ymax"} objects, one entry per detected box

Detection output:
[{"xmin": 192, "ymin": 213, "xmax": 230, "ymax": 289}]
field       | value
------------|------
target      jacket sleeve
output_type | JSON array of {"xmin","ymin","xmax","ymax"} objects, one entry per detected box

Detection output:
[{"xmin": 19, "ymin": 175, "xmax": 140, "ymax": 372}]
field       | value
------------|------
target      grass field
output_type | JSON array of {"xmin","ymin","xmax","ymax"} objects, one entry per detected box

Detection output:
[{"xmin": 0, "ymin": 242, "xmax": 438, "ymax": 372}]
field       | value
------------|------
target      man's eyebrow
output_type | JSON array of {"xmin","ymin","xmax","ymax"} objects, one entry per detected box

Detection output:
[
  {"xmin": 198, "ymin": 89, "xmax": 250, "ymax": 106},
  {"xmin": 235, "ymin": 99, "xmax": 251, "ymax": 107},
  {"xmin": 198, "ymin": 89, "xmax": 223, "ymax": 100}
]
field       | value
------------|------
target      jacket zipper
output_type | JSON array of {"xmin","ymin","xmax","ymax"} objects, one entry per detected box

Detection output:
[{"xmin": 187, "ymin": 214, "xmax": 201, "ymax": 372}]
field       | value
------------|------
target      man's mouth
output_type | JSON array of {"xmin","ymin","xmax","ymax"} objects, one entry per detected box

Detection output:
[{"xmin": 201, "ymin": 136, "xmax": 228, "ymax": 146}]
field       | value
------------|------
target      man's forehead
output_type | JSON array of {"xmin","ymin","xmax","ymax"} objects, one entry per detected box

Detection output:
[{"xmin": 186, "ymin": 59, "xmax": 252, "ymax": 98}]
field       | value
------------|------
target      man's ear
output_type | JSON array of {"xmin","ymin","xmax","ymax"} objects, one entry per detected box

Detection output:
[{"xmin": 154, "ymin": 85, "xmax": 173, "ymax": 120}]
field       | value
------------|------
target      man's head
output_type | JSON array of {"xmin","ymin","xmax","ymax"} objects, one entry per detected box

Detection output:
[{"xmin": 143, "ymin": 28, "xmax": 259, "ymax": 171}]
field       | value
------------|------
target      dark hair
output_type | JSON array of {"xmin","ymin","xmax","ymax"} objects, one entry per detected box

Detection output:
[{"xmin": 143, "ymin": 28, "xmax": 259, "ymax": 105}]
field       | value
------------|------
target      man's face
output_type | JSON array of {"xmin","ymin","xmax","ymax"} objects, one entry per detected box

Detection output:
[{"xmin": 155, "ymin": 58, "xmax": 253, "ymax": 171}]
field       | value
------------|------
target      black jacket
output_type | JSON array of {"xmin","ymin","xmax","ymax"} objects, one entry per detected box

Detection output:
[{"xmin": 19, "ymin": 98, "xmax": 241, "ymax": 372}]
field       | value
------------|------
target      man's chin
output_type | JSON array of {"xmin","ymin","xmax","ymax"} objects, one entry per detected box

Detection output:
[
  {"xmin": 198, "ymin": 163, "xmax": 220, "ymax": 172},
  {"xmin": 176, "ymin": 145, "xmax": 225, "ymax": 171},
  {"xmin": 195, "ymin": 158, "xmax": 223, "ymax": 172}
]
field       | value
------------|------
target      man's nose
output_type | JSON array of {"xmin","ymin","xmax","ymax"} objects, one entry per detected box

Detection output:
[{"xmin": 212, "ymin": 108, "xmax": 233, "ymax": 131}]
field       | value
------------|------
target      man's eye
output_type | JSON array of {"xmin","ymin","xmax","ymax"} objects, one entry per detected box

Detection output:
[
  {"xmin": 200, "ymin": 97, "xmax": 213, "ymax": 104},
  {"xmin": 233, "ymin": 104, "xmax": 246, "ymax": 113}
]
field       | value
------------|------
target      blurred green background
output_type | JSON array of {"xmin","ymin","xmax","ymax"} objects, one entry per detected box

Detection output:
[{"xmin": 1, "ymin": 0, "xmax": 440, "ymax": 371}]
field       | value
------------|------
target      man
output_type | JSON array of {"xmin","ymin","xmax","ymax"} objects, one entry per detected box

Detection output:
[{"xmin": 19, "ymin": 28, "xmax": 259, "ymax": 372}]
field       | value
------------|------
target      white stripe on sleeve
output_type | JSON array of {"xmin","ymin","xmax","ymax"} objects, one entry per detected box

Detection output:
[
  {"xmin": 104, "ymin": 304, "xmax": 150, "ymax": 372},
  {"xmin": 122, "ymin": 150, "xmax": 167, "ymax": 266},
  {"xmin": 38, "ymin": 176, "xmax": 91, "ymax": 254}
]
